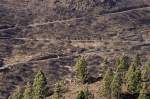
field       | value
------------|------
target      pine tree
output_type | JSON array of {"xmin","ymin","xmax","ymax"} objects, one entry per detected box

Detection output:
[
  {"xmin": 76, "ymin": 85, "xmax": 93, "ymax": 99},
  {"xmin": 125, "ymin": 54, "xmax": 142, "ymax": 94},
  {"xmin": 127, "ymin": 67, "xmax": 141, "ymax": 94},
  {"xmin": 111, "ymin": 73, "xmax": 122, "ymax": 99},
  {"xmin": 99, "ymin": 68, "xmax": 113, "ymax": 99},
  {"xmin": 32, "ymin": 70, "xmax": 48, "ymax": 99},
  {"xmin": 22, "ymin": 82, "xmax": 32, "ymax": 99},
  {"xmin": 75, "ymin": 57, "xmax": 88, "ymax": 84},
  {"xmin": 125, "ymin": 54, "xmax": 141, "ymax": 81},
  {"xmin": 125, "ymin": 64, "xmax": 134, "ymax": 81},
  {"xmin": 138, "ymin": 83, "xmax": 149, "ymax": 99},
  {"xmin": 117, "ymin": 55, "xmax": 129, "ymax": 72},
  {"xmin": 9, "ymin": 86, "xmax": 22, "ymax": 99},
  {"xmin": 116, "ymin": 56, "xmax": 129, "ymax": 81},
  {"xmin": 52, "ymin": 81, "xmax": 65, "ymax": 99}
]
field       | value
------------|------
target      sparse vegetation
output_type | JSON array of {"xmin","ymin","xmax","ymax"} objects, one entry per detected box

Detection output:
[
  {"xmin": 8, "ymin": 55, "xmax": 150, "ymax": 99},
  {"xmin": 1, "ymin": 0, "xmax": 150, "ymax": 99}
]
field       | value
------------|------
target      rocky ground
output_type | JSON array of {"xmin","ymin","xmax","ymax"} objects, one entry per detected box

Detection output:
[{"xmin": 0, "ymin": 0, "xmax": 150, "ymax": 98}]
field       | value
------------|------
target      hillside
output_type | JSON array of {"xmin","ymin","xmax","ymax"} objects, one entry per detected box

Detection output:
[{"xmin": 0, "ymin": 0, "xmax": 150, "ymax": 99}]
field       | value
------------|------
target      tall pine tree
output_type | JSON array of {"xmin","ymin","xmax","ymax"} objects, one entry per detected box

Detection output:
[
  {"xmin": 32, "ymin": 70, "xmax": 48, "ymax": 99},
  {"xmin": 75, "ymin": 57, "xmax": 88, "ymax": 84},
  {"xmin": 116, "ymin": 55, "xmax": 129, "ymax": 81},
  {"xmin": 127, "ymin": 66, "xmax": 141, "ymax": 94},
  {"xmin": 125, "ymin": 54, "xmax": 141, "ymax": 83},
  {"xmin": 111, "ymin": 72, "xmax": 122, "ymax": 99},
  {"xmin": 99, "ymin": 68, "xmax": 113, "ymax": 99},
  {"xmin": 125, "ymin": 54, "xmax": 141, "ymax": 80}
]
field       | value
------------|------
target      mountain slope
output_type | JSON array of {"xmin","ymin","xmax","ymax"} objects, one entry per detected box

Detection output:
[{"xmin": 0, "ymin": 0, "xmax": 150, "ymax": 98}]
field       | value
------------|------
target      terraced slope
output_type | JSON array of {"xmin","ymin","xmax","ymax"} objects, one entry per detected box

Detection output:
[{"xmin": 0, "ymin": 0, "xmax": 150, "ymax": 98}]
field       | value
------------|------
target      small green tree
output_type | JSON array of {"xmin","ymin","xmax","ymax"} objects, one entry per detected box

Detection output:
[
  {"xmin": 83, "ymin": 85, "xmax": 93, "ymax": 99},
  {"xmin": 52, "ymin": 81, "xmax": 65, "ymax": 99},
  {"xmin": 75, "ymin": 57, "xmax": 88, "ymax": 83},
  {"xmin": 32, "ymin": 70, "xmax": 48, "ymax": 99},
  {"xmin": 99, "ymin": 68, "xmax": 113, "ymax": 99},
  {"xmin": 111, "ymin": 73, "xmax": 122, "ymax": 99},
  {"xmin": 142, "ymin": 59, "xmax": 150, "ymax": 82},
  {"xmin": 125, "ymin": 54, "xmax": 141, "ymax": 81},
  {"xmin": 76, "ymin": 91, "xmax": 86, "ymax": 99},
  {"xmin": 9, "ymin": 86, "xmax": 22, "ymax": 99},
  {"xmin": 22, "ymin": 82, "xmax": 32, "ymax": 99},
  {"xmin": 116, "ymin": 56, "xmax": 129, "ymax": 81},
  {"xmin": 76, "ymin": 85, "xmax": 92, "ymax": 99},
  {"xmin": 138, "ymin": 83, "xmax": 149, "ymax": 99},
  {"xmin": 127, "ymin": 67, "xmax": 141, "ymax": 94},
  {"xmin": 123, "ymin": 54, "xmax": 143, "ymax": 95},
  {"xmin": 117, "ymin": 55, "xmax": 129, "ymax": 72}
]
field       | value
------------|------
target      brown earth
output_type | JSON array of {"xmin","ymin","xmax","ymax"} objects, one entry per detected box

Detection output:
[{"xmin": 0, "ymin": 0, "xmax": 150, "ymax": 98}]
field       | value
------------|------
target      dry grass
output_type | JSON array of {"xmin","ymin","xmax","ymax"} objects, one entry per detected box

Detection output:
[
  {"xmin": 5, "ymin": 53, "xmax": 33, "ymax": 65},
  {"xmin": 46, "ymin": 81, "xmax": 107, "ymax": 99}
]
